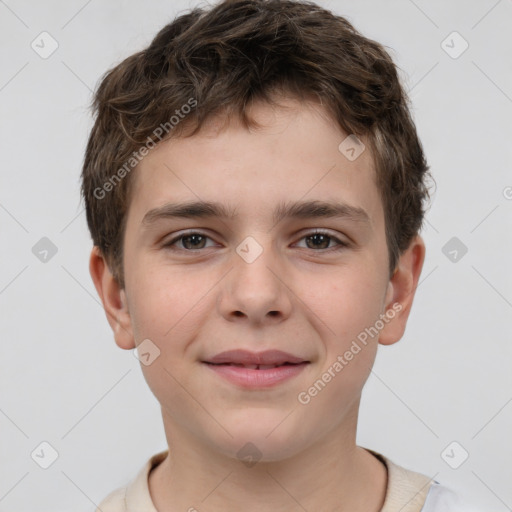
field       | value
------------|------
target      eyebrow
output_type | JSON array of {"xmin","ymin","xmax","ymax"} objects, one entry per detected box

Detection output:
[{"xmin": 142, "ymin": 199, "xmax": 371, "ymax": 227}]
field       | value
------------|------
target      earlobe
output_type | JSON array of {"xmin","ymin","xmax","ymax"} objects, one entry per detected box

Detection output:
[
  {"xmin": 89, "ymin": 246, "xmax": 135, "ymax": 350},
  {"xmin": 378, "ymin": 236, "xmax": 426, "ymax": 346}
]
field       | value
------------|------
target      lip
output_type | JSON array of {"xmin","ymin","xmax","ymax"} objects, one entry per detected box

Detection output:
[
  {"xmin": 203, "ymin": 361, "xmax": 309, "ymax": 388},
  {"xmin": 204, "ymin": 349, "xmax": 307, "ymax": 366},
  {"xmin": 202, "ymin": 350, "xmax": 310, "ymax": 389}
]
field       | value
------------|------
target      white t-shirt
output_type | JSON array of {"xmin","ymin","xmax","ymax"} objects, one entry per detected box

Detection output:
[
  {"xmin": 96, "ymin": 448, "xmax": 480, "ymax": 511},
  {"xmin": 421, "ymin": 481, "xmax": 484, "ymax": 512}
]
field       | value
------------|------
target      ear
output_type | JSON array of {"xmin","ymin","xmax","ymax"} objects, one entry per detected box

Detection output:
[
  {"xmin": 89, "ymin": 246, "xmax": 135, "ymax": 350},
  {"xmin": 378, "ymin": 235, "xmax": 426, "ymax": 346}
]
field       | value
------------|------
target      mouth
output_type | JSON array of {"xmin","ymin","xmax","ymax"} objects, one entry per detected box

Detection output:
[
  {"xmin": 201, "ymin": 350, "xmax": 310, "ymax": 388},
  {"xmin": 202, "ymin": 349, "xmax": 309, "ymax": 367},
  {"xmin": 204, "ymin": 362, "xmax": 305, "ymax": 370}
]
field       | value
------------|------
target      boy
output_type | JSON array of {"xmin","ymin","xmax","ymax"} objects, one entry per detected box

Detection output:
[{"xmin": 82, "ymin": 1, "xmax": 478, "ymax": 510}]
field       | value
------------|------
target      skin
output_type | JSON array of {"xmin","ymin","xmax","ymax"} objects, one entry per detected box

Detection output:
[{"xmin": 90, "ymin": 97, "xmax": 425, "ymax": 512}]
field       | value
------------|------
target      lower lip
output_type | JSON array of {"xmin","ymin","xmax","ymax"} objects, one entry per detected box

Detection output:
[{"xmin": 203, "ymin": 363, "xmax": 309, "ymax": 388}]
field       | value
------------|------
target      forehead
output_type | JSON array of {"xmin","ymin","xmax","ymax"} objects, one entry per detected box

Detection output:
[{"xmin": 127, "ymin": 98, "xmax": 383, "ymax": 230}]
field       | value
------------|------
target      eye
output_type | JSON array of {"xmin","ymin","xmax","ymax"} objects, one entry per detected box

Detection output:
[
  {"xmin": 163, "ymin": 231, "xmax": 217, "ymax": 251},
  {"xmin": 162, "ymin": 230, "xmax": 349, "ymax": 252},
  {"xmin": 295, "ymin": 230, "xmax": 349, "ymax": 251}
]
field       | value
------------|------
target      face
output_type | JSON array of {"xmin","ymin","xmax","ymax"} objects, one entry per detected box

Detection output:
[{"xmin": 102, "ymin": 98, "xmax": 415, "ymax": 461}]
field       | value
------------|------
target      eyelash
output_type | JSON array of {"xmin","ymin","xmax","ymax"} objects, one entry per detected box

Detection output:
[{"xmin": 163, "ymin": 230, "xmax": 349, "ymax": 253}]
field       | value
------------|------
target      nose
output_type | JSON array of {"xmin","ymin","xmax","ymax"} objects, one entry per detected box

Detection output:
[{"xmin": 216, "ymin": 236, "xmax": 293, "ymax": 326}]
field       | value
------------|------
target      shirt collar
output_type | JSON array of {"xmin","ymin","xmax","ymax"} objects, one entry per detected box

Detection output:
[{"xmin": 123, "ymin": 448, "xmax": 434, "ymax": 512}]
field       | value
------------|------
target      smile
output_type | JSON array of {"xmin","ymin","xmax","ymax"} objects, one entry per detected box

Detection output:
[
  {"xmin": 203, "ymin": 361, "xmax": 310, "ymax": 388},
  {"xmin": 208, "ymin": 362, "xmax": 300, "ymax": 370}
]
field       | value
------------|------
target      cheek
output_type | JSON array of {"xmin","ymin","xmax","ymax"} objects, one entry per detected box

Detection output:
[
  {"xmin": 294, "ymin": 263, "xmax": 385, "ymax": 403},
  {"xmin": 125, "ymin": 262, "xmax": 218, "ymax": 397},
  {"xmin": 297, "ymin": 264, "xmax": 386, "ymax": 342},
  {"xmin": 125, "ymin": 258, "xmax": 195, "ymax": 341},
  {"xmin": 126, "ymin": 271, "xmax": 203, "ymax": 411}
]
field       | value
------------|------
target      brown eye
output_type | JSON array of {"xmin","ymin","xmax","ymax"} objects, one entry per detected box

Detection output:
[
  {"xmin": 180, "ymin": 234, "xmax": 208, "ymax": 250},
  {"xmin": 164, "ymin": 232, "xmax": 215, "ymax": 251},
  {"xmin": 296, "ymin": 231, "xmax": 348, "ymax": 251},
  {"xmin": 305, "ymin": 233, "xmax": 331, "ymax": 250}
]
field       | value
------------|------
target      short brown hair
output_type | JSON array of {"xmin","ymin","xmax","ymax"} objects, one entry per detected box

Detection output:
[{"xmin": 81, "ymin": 0, "xmax": 433, "ymax": 288}]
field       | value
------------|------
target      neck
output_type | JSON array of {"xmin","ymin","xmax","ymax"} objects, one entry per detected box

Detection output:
[{"xmin": 149, "ymin": 409, "xmax": 387, "ymax": 512}]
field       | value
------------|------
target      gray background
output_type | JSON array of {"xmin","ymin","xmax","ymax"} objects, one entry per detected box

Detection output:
[{"xmin": 0, "ymin": 0, "xmax": 511, "ymax": 510}]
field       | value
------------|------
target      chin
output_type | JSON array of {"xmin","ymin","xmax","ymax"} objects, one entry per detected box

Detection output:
[{"xmin": 211, "ymin": 409, "xmax": 311, "ymax": 463}]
